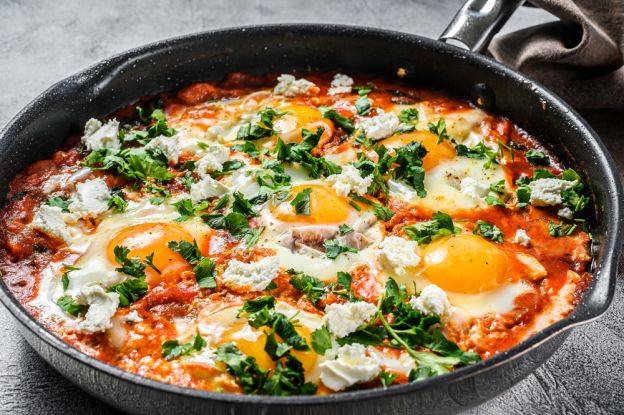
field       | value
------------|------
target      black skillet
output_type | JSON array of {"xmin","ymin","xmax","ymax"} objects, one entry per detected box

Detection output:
[{"xmin": 0, "ymin": 1, "xmax": 621, "ymax": 414}]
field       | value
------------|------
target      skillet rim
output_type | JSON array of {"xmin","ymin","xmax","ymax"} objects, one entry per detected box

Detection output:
[{"xmin": 0, "ymin": 23, "xmax": 621, "ymax": 407}]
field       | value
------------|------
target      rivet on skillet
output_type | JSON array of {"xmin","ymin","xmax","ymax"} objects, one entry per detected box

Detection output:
[{"xmin": 471, "ymin": 82, "xmax": 495, "ymax": 110}]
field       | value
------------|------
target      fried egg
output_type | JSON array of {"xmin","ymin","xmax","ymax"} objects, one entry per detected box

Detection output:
[
  {"xmin": 179, "ymin": 301, "xmax": 324, "ymax": 382},
  {"xmin": 383, "ymin": 233, "xmax": 531, "ymax": 317}
]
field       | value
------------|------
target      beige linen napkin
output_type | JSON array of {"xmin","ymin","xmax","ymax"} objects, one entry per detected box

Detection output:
[{"xmin": 489, "ymin": 0, "xmax": 624, "ymax": 109}]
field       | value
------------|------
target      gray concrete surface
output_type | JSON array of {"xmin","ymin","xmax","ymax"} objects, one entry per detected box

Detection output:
[{"xmin": 0, "ymin": 0, "xmax": 622, "ymax": 414}]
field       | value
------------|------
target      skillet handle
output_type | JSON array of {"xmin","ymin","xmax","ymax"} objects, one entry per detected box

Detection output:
[{"xmin": 439, "ymin": 0, "xmax": 525, "ymax": 53}]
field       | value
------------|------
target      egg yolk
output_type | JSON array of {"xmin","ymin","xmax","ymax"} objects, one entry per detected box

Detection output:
[
  {"xmin": 272, "ymin": 105, "xmax": 334, "ymax": 144},
  {"xmin": 421, "ymin": 234, "xmax": 508, "ymax": 294},
  {"xmin": 381, "ymin": 131, "xmax": 455, "ymax": 171},
  {"xmin": 220, "ymin": 320, "xmax": 317, "ymax": 373},
  {"xmin": 107, "ymin": 223, "xmax": 194, "ymax": 275},
  {"xmin": 271, "ymin": 184, "xmax": 355, "ymax": 224}
]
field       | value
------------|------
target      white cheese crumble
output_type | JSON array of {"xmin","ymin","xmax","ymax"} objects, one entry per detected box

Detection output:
[
  {"xmin": 30, "ymin": 205, "xmax": 72, "ymax": 243},
  {"xmin": 513, "ymin": 229, "xmax": 531, "ymax": 246},
  {"xmin": 409, "ymin": 284, "xmax": 451, "ymax": 316},
  {"xmin": 325, "ymin": 164, "xmax": 372, "ymax": 197},
  {"xmin": 459, "ymin": 177, "xmax": 490, "ymax": 199},
  {"xmin": 81, "ymin": 118, "xmax": 121, "ymax": 151},
  {"xmin": 328, "ymin": 73, "xmax": 354, "ymax": 95},
  {"xmin": 221, "ymin": 256, "xmax": 280, "ymax": 291},
  {"xmin": 144, "ymin": 135, "xmax": 180, "ymax": 164},
  {"xmin": 528, "ymin": 178, "xmax": 577, "ymax": 207},
  {"xmin": 75, "ymin": 285, "xmax": 120, "ymax": 333},
  {"xmin": 65, "ymin": 258, "xmax": 123, "ymax": 296},
  {"xmin": 273, "ymin": 74, "xmax": 316, "ymax": 97},
  {"xmin": 558, "ymin": 207, "xmax": 574, "ymax": 220},
  {"xmin": 205, "ymin": 125, "xmax": 226, "ymax": 142},
  {"xmin": 123, "ymin": 310, "xmax": 143, "ymax": 323},
  {"xmin": 319, "ymin": 343, "xmax": 381, "ymax": 391},
  {"xmin": 195, "ymin": 143, "xmax": 230, "ymax": 177},
  {"xmin": 357, "ymin": 111, "xmax": 400, "ymax": 140},
  {"xmin": 68, "ymin": 178, "xmax": 110, "ymax": 219},
  {"xmin": 190, "ymin": 176, "xmax": 229, "ymax": 203},
  {"xmin": 378, "ymin": 235, "xmax": 421, "ymax": 276},
  {"xmin": 323, "ymin": 301, "xmax": 377, "ymax": 338}
]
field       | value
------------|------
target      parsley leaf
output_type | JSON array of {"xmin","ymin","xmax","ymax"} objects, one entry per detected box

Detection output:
[
  {"xmin": 107, "ymin": 277, "xmax": 148, "ymax": 307},
  {"xmin": 525, "ymin": 149, "xmax": 550, "ymax": 166},
  {"xmin": 428, "ymin": 118, "xmax": 449, "ymax": 143},
  {"xmin": 403, "ymin": 211, "xmax": 458, "ymax": 245},
  {"xmin": 318, "ymin": 106, "xmax": 355, "ymax": 133},
  {"xmin": 323, "ymin": 239, "xmax": 358, "ymax": 260},
  {"xmin": 355, "ymin": 95, "xmax": 371, "ymax": 116},
  {"xmin": 549, "ymin": 221, "xmax": 578, "ymax": 237},
  {"xmin": 173, "ymin": 198, "xmax": 209, "ymax": 221},
  {"xmin": 398, "ymin": 108, "xmax": 419, "ymax": 123},
  {"xmin": 162, "ymin": 333, "xmax": 206, "ymax": 360},
  {"xmin": 167, "ymin": 240, "xmax": 217, "ymax": 288},
  {"xmin": 379, "ymin": 371, "xmax": 398, "ymax": 388},
  {"xmin": 338, "ymin": 224, "xmax": 354, "ymax": 235},
  {"xmin": 113, "ymin": 246, "xmax": 146, "ymax": 278},
  {"xmin": 473, "ymin": 220, "xmax": 503, "ymax": 243},
  {"xmin": 290, "ymin": 188, "xmax": 312, "ymax": 215},
  {"xmin": 310, "ymin": 326, "xmax": 332, "ymax": 355},
  {"xmin": 47, "ymin": 196, "xmax": 70, "ymax": 212},
  {"xmin": 289, "ymin": 270, "xmax": 325, "ymax": 304},
  {"xmin": 107, "ymin": 189, "xmax": 128, "ymax": 213},
  {"xmin": 392, "ymin": 141, "xmax": 428, "ymax": 197},
  {"xmin": 56, "ymin": 295, "xmax": 88, "ymax": 316}
]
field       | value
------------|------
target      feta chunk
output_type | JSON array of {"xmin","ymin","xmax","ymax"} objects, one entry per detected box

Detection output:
[
  {"xmin": 273, "ymin": 74, "xmax": 316, "ymax": 97},
  {"xmin": 357, "ymin": 112, "xmax": 400, "ymax": 140},
  {"xmin": 323, "ymin": 301, "xmax": 377, "ymax": 338},
  {"xmin": 195, "ymin": 143, "xmax": 230, "ymax": 177},
  {"xmin": 378, "ymin": 235, "xmax": 421, "ymax": 276},
  {"xmin": 325, "ymin": 164, "xmax": 372, "ymax": 197},
  {"xmin": 81, "ymin": 118, "xmax": 121, "ymax": 151},
  {"xmin": 328, "ymin": 73, "xmax": 354, "ymax": 95},
  {"xmin": 558, "ymin": 207, "xmax": 574, "ymax": 220},
  {"xmin": 68, "ymin": 178, "xmax": 110, "ymax": 219},
  {"xmin": 319, "ymin": 343, "xmax": 381, "ymax": 391},
  {"xmin": 221, "ymin": 256, "xmax": 280, "ymax": 291},
  {"xmin": 205, "ymin": 125, "xmax": 226, "ymax": 142},
  {"xmin": 66, "ymin": 257, "xmax": 123, "ymax": 296},
  {"xmin": 31, "ymin": 205, "xmax": 72, "ymax": 243},
  {"xmin": 513, "ymin": 229, "xmax": 531, "ymax": 246},
  {"xmin": 528, "ymin": 178, "xmax": 577, "ymax": 207},
  {"xmin": 190, "ymin": 176, "xmax": 230, "ymax": 203},
  {"xmin": 123, "ymin": 310, "xmax": 143, "ymax": 323},
  {"xmin": 144, "ymin": 135, "xmax": 180, "ymax": 164},
  {"xmin": 75, "ymin": 285, "xmax": 120, "ymax": 333},
  {"xmin": 460, "ymin": 177, "xmax": 490, "ymax": 199},
  {"xmin": 410, "ymin": 284, "xmax": 451, "ymax": 316}
]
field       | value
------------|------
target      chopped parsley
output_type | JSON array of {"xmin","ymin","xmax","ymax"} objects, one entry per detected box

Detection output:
[
  {"xmin": 323, "ymin": 239, "xmax": 358, "ymax": 260},
  {"xmin": 428, "ymin": 118, "xmax": 449, "ymax": 144},
  {"xmin": 107, "ymin": 189, "xmax": 128, "ymax": 213},
  {"xmin": 47, "ymin": 196, "xmax": 70, "ymax": 212},
  {"xmin": 237, "ymin": 107, "xmax": 286, "ymax": 141},
  {"xmin": 525, "ymin": 149, "xmax": 550, "ymax": 166},
  {"xmin": 403, "ymin": 211, "xmax": 458, "ymax": 245},
  {"xmin": 473, "ymin": 220, "xmax": 504, "ymax": 243},
  {"xmin": 167, "ymin": 240, "xmax": 217, "ymax": 288},
  {"xmin": 162, "ymin": 333, "xmax": 207, "ymax": 360},
  {"xmin": 318, "ymin": 106, "xmax": 355, "ymax": 133},
  {"xmin": 289, "ymin": 270, "xmax": 325, "ymax": 305},
  {"xmin": 290, "ymin": 188, "xmax": 312, "ymax": 215},
  {"xmin": 107, "ymin": 278, "xmax": 149, "ymax": 307},
  {"xmin": 355, "ymin": 95, "xmax": 371, "ymax": 116},
  {"xmin": 338, "ymin": 224, "xmax": 354, "ymax": 235},
  {"xmin": 56, "ymin": 295, "xmax": 88, "ymax": 317},
  {"xmin": 549, "ymin": 221, "xmax": 578, "ymax": 237}
]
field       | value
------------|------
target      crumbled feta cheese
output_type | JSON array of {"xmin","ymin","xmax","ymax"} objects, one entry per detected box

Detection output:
[
  {"xmin": 323, "ymin": 301, "xmax": 377, "ymax": 338},
  {"xmin": 75, "ymin": 285, "xmax": 119, "ymax": 333},
  {"xmin": 319, "ymin": 343, "xmax": 381, "ymax": 391},
  {"xmin": 528, "ymin": 178, "xmax": 577, "ymax": 207},
  {"xmin": 221, "ymin": 256, "xmax": 280, "ymax": 291},
  {"xmin": 273, "ymin": 114, "xmax": 299, "ymax": 136},
  {"xmin": 557, "ymin": 207, "xmax": 574, "ymax": 220},
  {"xmin": 357, "ymin": 112, "xmax": 400, "ymax": 140},
  {"xmin": 513, "ymin": 229, "xmax": 531, "ymax": 246},
  {"xmin": 30, "ymin": 205, "xmax": 72, "ymax": 243},
  {"xmin": 205, "ymin": 125, "xmax": 226, "ymax": 142},
  {"xmin": 410, "ymin": 284, "xmax": 451, "ymax": 316},
  {"xmin": 123, "ymin": 310, "xmax": 143, "ymax": 323},
  {"xmin": 273, "ymin": 74, "xmax": 316, "ymax": 97},
  {"xmin": 190, "ymin": 176, "xmax": 229, "ymax": 203},
  {"xmin": 328, "ymin": 73, "xmax": 354, "ymax": 95},
  {"xmin": 81, "ymin": 118, "xmax": 121, "ymax": 151},
  {"xmin": 378, "ymin": 235, "xmax": 421, "ymax": 276},
  {"xmin": 66, "ymin": 257, "xmax": 123, "ymax": 296},
  {"xmin": 195, "ymin": 144, "xmax": 230, "ymax": 177},
  {"xmin": 460, "ymin": 177, "xmax": 489, "ymax": 199},
  {"xmin": 144, "ymin": 135, "xmax": 180, "ymax": 164},
  {"xmin": 68, "ymin": 178, "xmax": 110, "ymax": 219},
  {"xmin": 325, "ymin": 164, "xmax": 372, "ymax": 197},
  {"xmin": 42, "ymin": 173, "xmax": 71, "ymax": 194}
]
